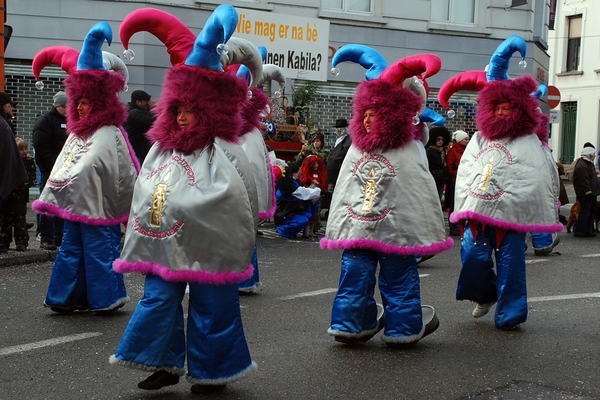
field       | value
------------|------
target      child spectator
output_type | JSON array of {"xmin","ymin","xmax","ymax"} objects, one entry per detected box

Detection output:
[{"xmin": 0, "ymin": 137, "xmax": 37, "ymax": 251}]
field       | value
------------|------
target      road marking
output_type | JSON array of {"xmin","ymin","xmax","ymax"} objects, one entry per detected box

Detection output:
[
  {"xmin": 529, "ymin": 292, "xmax": 600, "ymax": 302},
  {"xmin": 526, "ymin": 259, "xmax": 549, "ymax": 264},
  {"xmin": 419, "ymin": 274, "xmax": 429, "ymax": 278},
  {"xmin": 0, "ymin": 332, "xmax": 102, "ymax": 356},
  {"xmin": 580, "ymin": 254, "xmax": 600, "ymax": 258},
  {"xmin": 278, "ymin": 288, "xmax": 338, "ymax": 300}
]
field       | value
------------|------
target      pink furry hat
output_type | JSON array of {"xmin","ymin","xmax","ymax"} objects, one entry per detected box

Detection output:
[
  {"xmin": 475, "ymin": 74, "xmax": 540, "ymax": 141},
  {"xmin": 65, "ymin": 70, "xmax": 127, "ymax": 138},
  {"xmin": 239, "ymin": 87, "xmax": 269, "ymax": 136},
  {"xmin": 147, "ymin": 65, "xmax": 246, "ymax": 153},
  {"xmin": 350, "ymin": 79, "xmax": 421, "ymax": 152}
]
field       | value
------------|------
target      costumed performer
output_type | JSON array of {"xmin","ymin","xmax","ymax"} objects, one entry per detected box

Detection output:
[
  {"xmin": 321, "ymin": 45, "xmax": 453, "ymax": 347},
  {"xmin": 31, "ymin": 23, "xmax": 139, "ymax": 313},
  {"xmin": 298, "ymin": 154, "xmax": 328, "ymax": 237},
  {"xmin": 110, "ymin": 6, "xmax": 258, "ymax": 394},
  {"xmin": 440, "ymin": 36, "xmax": 562, "ymax": 330}
]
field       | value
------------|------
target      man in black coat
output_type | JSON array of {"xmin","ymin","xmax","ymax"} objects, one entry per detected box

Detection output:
[
  {"xmin": 33, "ymin": 91, "xmax": 68, "ymax": 249},
  {"xmin": 123, "ymin": 90, "xmax": 156, "ymax": 164},
  {"xmin": 326, "ymin": 118, "xmax": 351, "ymax": 189}
]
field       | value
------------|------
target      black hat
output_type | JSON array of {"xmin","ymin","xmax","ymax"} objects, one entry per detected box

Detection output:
[
  {"xmin": 0, "ymin": 91, "xmax": 11, "ymax": 106},
  {"xmin": 583, "ymin": 142, "xmax": 595, "ymax": 149},
  {"xmin": 333, "ymin": 118, "xmax": 348, "ymax": 128},
  {"xmin": 131, "ymin": 90, "xmax": 151, "ymax": 102}
]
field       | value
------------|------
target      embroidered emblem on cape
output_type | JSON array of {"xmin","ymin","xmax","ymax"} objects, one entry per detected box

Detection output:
[
  {"xmin": 468, "ymin": 143, "xmax": 512, "ymax": 200},
  {"xmin": 348, "ymin": 153, "xmax": 394, "ymax": 221},
  {"xmin": 48, "ymin": 137, "xmax": 89, "ymax": 187},
  {"xmin": 146, "ymin": 156, "xmax": 195, "ymax": 230}
]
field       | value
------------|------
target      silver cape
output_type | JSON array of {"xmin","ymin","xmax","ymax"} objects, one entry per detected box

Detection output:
[
  {"xmin": 239, "ymin": 127, "xmax": 273, "ymax": 216},
  {"xmin": 324, "ymin": 140, "xmax": 450, "ymax": 253},
  {"xmin": 119, "ymin": 137, "xmax": 258, "ymax": 276},
  {"xmin": 37, "ymin": 125, "xmax": 137, "ymax": 223},
  {"xmin": 453, "ymin": 131, "xmax": 560, "ymax": 231}
]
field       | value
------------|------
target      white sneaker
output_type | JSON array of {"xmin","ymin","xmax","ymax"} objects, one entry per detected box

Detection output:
[{"xmin": 472, "ymin": 302, "xmax": 496, "ymax": 318}]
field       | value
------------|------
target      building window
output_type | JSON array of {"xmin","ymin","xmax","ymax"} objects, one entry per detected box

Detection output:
[
  {"xmin": 431, "ymin": 0, "xmax": 476, "ymax": 24},
  {"xmin": 322, "ymin": 0, "xmax": 372, "ymax": 13},
  {"xmin": 566, "ymin": 15, "xmax": 582, "ymax": 72}
]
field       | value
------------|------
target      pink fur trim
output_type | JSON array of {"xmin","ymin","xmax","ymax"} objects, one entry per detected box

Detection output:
[
  {"xmin": 148, "ymin": 65, "xmax": 246, "ymax": 153},
  {"xmin": 119, "ymin": 126, "xmax": 141, "ymax": 173},
  {"xmin": 112, "ymin": 259, "xmax": 254, "ymax": 285},
  {"xmin": 32, "ymin": 199, "xmax": 128, "ymax": 226},
  {"xmin": 350, "ymin": 80, "xmax": 422, "ymax": 152},
  {"xmin": 475, "ymin": 75, "xmax": 540, "ymax": 141},
  {"xmin": 319, "ymin": 237, "xmax": 454, "ymax": 256},
  {"xmin": 535, "ymin": 112, "xmax": 550, "ymax": 142},
  {"xmin": 65, "ymin": 71, "xmax": 128, "ymax": 138},
  {"xmin": 449, "ymin": 210, "xmax": 564, "ymax": 233},
  {"xmin": 239, "ymin": 87, "xmax": 269, "ymax": 136}
]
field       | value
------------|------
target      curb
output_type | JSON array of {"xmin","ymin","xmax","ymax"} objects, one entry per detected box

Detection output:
[{"xmin": 0, "ymin": 250, "xmax": 57, "ymax": 267}]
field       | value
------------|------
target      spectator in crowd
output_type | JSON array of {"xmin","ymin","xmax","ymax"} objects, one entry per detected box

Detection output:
[
  {"xmin": 274, "ymin": 163, "xmax": 322, "ymax": 238},
  {"xmin": 326, "ymin": 118, "xmax": 351, "ymax": 190},
  {"xmin": 0, "ymin": 137, "xmax": 37, "ymax": 251},
  {"xmin": 295, "ymin": 130, "xmax": 327, "ymax": 166},
  {"xmin": 572, "ymin": 144, "xmax": 599, "ymax": 237},
  {"xmin": 425, "ymin": 126, "xmax": 451, "ymax": 201},
  {"xmin": 298, "ymin": 155, "xmax": 328, "ymax": 237},
  {"xmin": 0, "ymin": 92, "xmax": 28, "ymax": 254},
  {"xmin": 0, "ymin": 92, "xmax": 16, "ymax": 135},
  {"xmin": 446, "ymin": 129, "xmax": 469, "ymax": 236},
  {"xmin": 33, "ymin": 91, "xmax": 68, "ymax": 249},
  {"xmin": 123, "ymin": 90, "xmax": 156, "ymax": 164}
]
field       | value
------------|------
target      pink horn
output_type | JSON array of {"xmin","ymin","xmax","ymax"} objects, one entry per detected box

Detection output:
[
  {"xmin": 437, "ymin": 70, "xmax": 487, "ymax": 109},
  {"xmin": 120, "ymin": 8, "xmax": 196, "ymax": 66},
  {"xmin": 379, "ymin": 53, "xmax": 442, "ymax": 86},
  {"xmin": 32, "ymin": 46, "xmax": 79, "ymax": 81}
]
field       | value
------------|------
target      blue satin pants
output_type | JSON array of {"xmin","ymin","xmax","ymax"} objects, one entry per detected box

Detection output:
[
  {"xmin": 238, "ymin": 245, "xmax": 261, "ymax": 291},
  {"xmin": 530, "ymin": 232, "xmax": 554, "ymax": 251},
  {"xmin": 330, "ymin": 249, "xmax": 422, "ymax": 341},
  {"xmin": 45, "ymin": 220, "xmax": 127, "ymax": 311},
  {"xmin": 276, "ymin": 210, "xmax": 312, "ymax": 238},
  {"xmin": 114, "ymin": 274, "xmax": 255, "ymax": 383},
  {"xmin": 456, "ymin": 222, "xmax": 527, "ymax": 329}
]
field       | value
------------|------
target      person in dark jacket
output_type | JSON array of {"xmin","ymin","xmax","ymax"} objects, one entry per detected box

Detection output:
[
  {"xmin": 425, "ymin": 126, "xmax": 451, "ymax": 201},
  {"xmin": 572, "ymin": 145, "xmax": 600, "ymax": 237},
  {"xmin": 0, "ymin": 92, "xmax": 16, "ymax": 135},
  {"xmin": 326, "ymin": 118, "xmax": 351, "ymax": 189},
  {"xmin": 33, "ymin": 91, "xmax": 68, "ymax": 249},
  {"xmin": 123, "ymin": 90, "xmax": 156, "ymax": 164}
]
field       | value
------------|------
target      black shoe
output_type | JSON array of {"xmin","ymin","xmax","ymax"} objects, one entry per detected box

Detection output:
[
  {"xmin": 138, "ymin": 370, "xmax": 180, "ymax": 390},
  {"xmin": 26, "ymin": 222, "xmax": 34, "ymax": 230},
  {"xmin": 587, "ymin": 232, "xmax": 597, "ymax": 237},
  {"xmin": 573, "ymin": 231, "xmax": 588, "ymax": 238},
  {"xmin": 417, "ymin": 254, "xmax": 434, "ymax": 265},
  {"xmin": 40, "ymin": 242, "xmax": 57, "ymax": 250},
  {"xmin": 190, "ymin": 384, "xmax": 226, "ymax": 394},
  {"xmin": 50, "ymin": 306, "xmax": 75, "ymax": 314},
  {"xmin": 15, "ymin": 245, "xmax": 27, "ymax": 252}
]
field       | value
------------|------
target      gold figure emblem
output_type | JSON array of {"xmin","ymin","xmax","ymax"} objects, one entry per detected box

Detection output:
[
  {"xmin": 361, "ymin": 167, "xmax": 377, "ymax": 212},
  {"xmin": 477, "ymin": 153, "xmax": 495, "ymax": 192},
  {"xmin": 150, "ymin": 169, "xmax": 172, "ymax": 227}
]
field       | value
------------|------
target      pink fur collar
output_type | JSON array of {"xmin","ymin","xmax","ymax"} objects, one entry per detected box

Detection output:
[
  {"xmin": 349, "ymin": 80, "xmax": 421, "ymax": 153},
  {"xmin": 147, "ymin": 65, "xmax": 247, "ymax": 153},
  {"xmin": 64, "ymin": 70, "xmax": 127, "ymax": 138}
]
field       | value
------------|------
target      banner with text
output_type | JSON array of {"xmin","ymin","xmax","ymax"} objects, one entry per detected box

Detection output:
[{"xmin": 234, "ymin": 8, "xmax": 330, "ymax": 82}]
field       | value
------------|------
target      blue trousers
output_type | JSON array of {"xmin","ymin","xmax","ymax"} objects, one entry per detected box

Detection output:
[
  {"xmin": 329, "ymin": 249, "xmax": 424, "ymax": 344},
  {"xmin": 238, "ymin": 245, "xmax": 260, "ymax": 292},
  {"xmin": 456, "ymin": 222, "xmax": 527, "ymax": 329},
  {"xmin": 114, "ymin": 274, "xmax": 256, "ymax": 384},
  {"xmin": 45, "ymin": 221, "xmax": 128, "ymax": 311},
  {"xmin": 276, "ymin": 210, "xmax": 312, "ymax": 238}
]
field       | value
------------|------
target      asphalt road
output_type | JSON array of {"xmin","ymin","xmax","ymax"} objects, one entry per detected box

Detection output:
[{"xmin": 1, "ymin": 186, "xmax": 599, "ymax": 399}]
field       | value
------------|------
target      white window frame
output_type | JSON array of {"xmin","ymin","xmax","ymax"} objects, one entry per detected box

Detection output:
[
  {"xmin": 431, "ymin": 0, "xmax": 477, "ymax": 26},
  {"xmin": 321, "ymin": 0, "xmax": 373, "ymax": 15}
]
